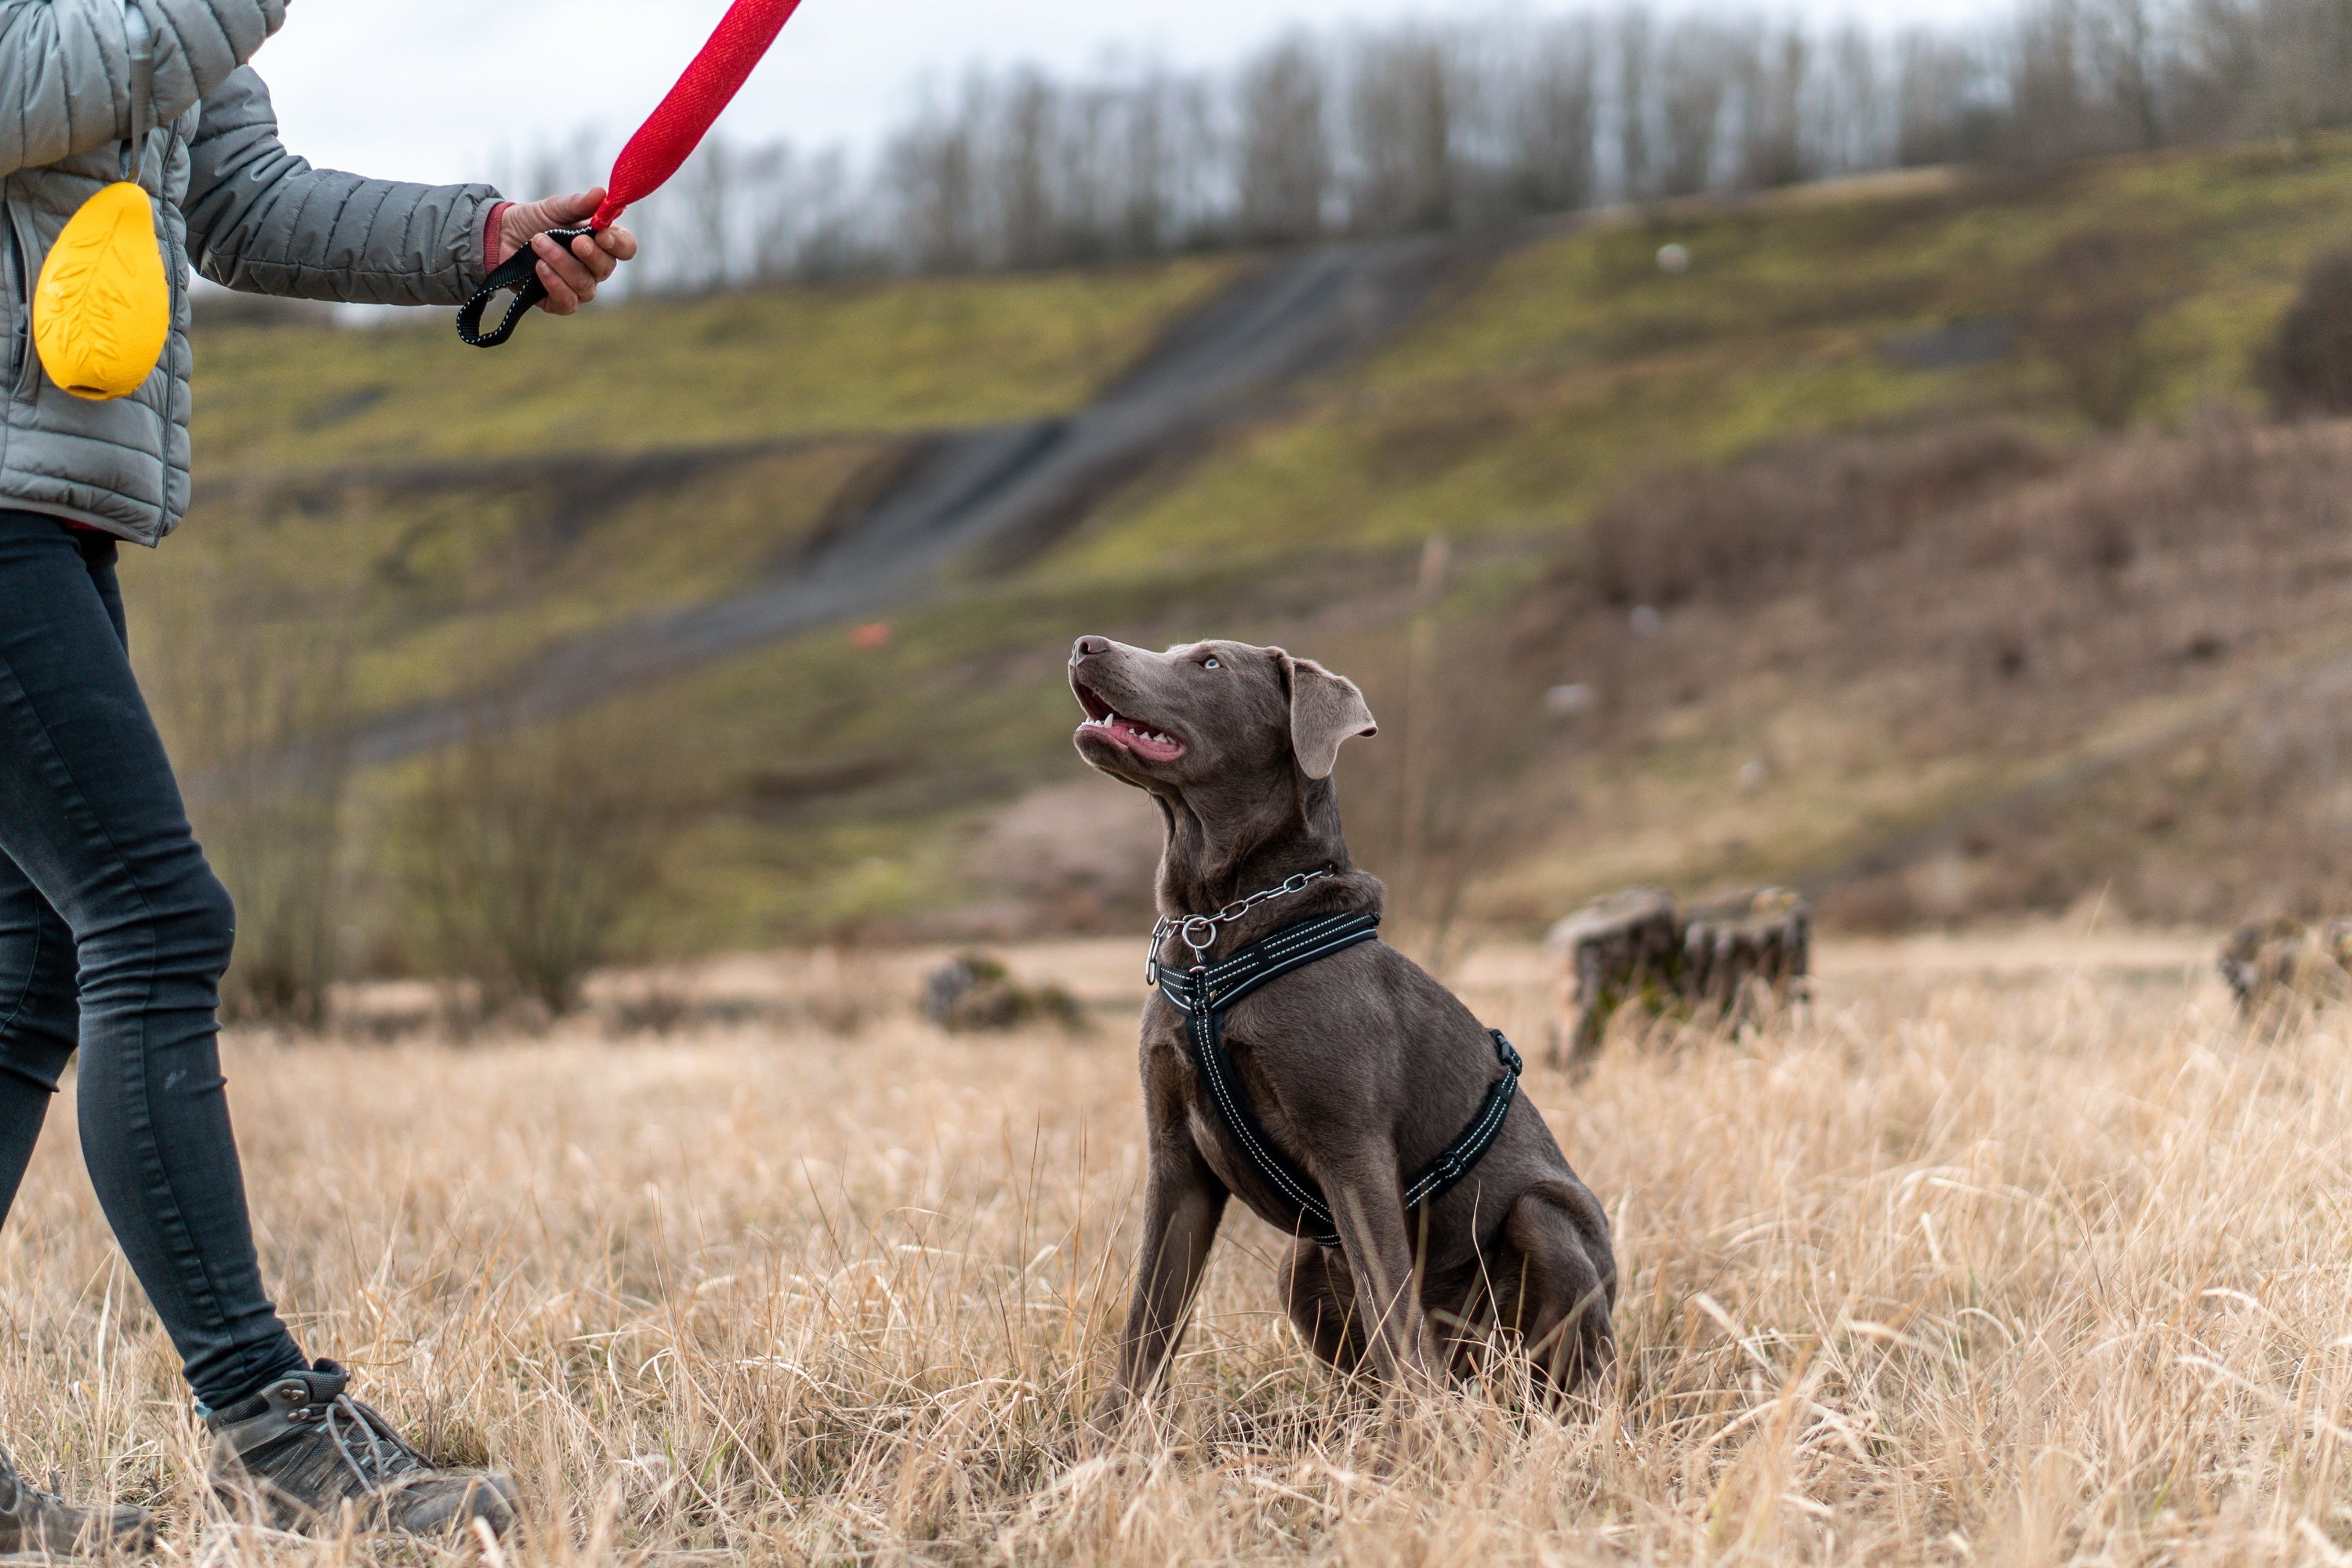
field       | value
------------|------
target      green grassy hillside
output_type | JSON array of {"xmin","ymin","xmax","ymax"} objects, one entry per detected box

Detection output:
[
  {"xmin": 125, "ymin": 138, "xmax": 2352, "ymax": 962},
  {"xmin": 191, "ymin": 258, "xmax": 1240, "ymax": 469}
]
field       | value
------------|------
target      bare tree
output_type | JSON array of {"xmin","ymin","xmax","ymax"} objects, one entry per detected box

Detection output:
[
  {"xmin": 887, "ymin": 85, "xmax": 983, "ymax": 272},
  {"xmin": 1237, "ymin": 35, "xmax": 1331, "ymax": 243},
  {"xmin": 1347, "ymin": 28, "xmax": 1459, "ymax": 233},
  {"xmin": 2241, "ymin": 0, "xmax": 2352, "ymax": 140},
  {"xmin": 2088, "ymin": 0, "xmax": 2168, "ymax": 148},
  {"xmin": 511, "ymin": 0, "xmax": 2352, "ymax": 286},
  {"xmin": 673, "ymin": 141, "xmax": 739, "ymax": 291},
  {"xmin": 2166, "ymin": 0, "xmax": 2263, "ymax": 139},
  {"xmin": 1657, "ymin": 20, "xmax": 1737, "ymax": 198},
  {"xmin": 789, "ymin": 147, "xmax": 875, "ymax": 279},
  {"xmin": 1738, "ymin": 24, "xmax": 1812, "ymax": 189},
  {"xmin": 1812, "ymin": 24, "xmax": 1888, "ymax": 175},
  {"xmin": 1614, "ymin": 8, "xmax": 1657, "ymax": 200},
  {"xmin": 1110, "ymin": 75, "xmax": 1165, "ymax": 255},
  {"xmin": 1508, "ymin": 17, "xmax": 1600, "ymax": 216},
  {"xmin": 2006, "ymin": 0, "xmax": 2096, "ymax": 162},
  {"xmin": 991, "ymin": 70, "xmax": 1059, "ymax": 268},
  {"xmin": 1894, "ymin": 29, "xmax": 1991, "ymax": 165}
]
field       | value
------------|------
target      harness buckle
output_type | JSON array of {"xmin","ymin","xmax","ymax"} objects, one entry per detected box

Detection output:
[{"xmin": 1493, "ymin": 1031, "xmax": 1523, "ymax": 1075}]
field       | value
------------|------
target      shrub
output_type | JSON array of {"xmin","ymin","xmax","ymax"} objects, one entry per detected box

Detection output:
[
  {"xmin": 2018, "ymin": 225, "xmax": 2186, "ymax": 430},
  {"xmin": 1567, "ymin": 423, "xmax": 2046, "ymax": 610},
  {"xmin": 2261, "ymin": 245, "xmax": 2352, "ymax": 416},
  {"xmin": 398, "ymin": 701, "xmax": 684, "ymax": 1022},
  {"xmin": 1334, "ymin": 539, "xmax": 1556, "ymax": 971},
  {"xmin": 141, "ymin": 543, "xmax": 358, "ymax": 1031}
]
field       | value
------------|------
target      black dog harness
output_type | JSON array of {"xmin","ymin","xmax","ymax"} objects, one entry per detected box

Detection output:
[{"xmin": 1149, "ymin": 902, "xmax": 1523, "ymax": 1248}]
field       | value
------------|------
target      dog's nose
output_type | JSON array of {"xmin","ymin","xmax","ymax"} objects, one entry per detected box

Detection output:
[{"xmin": 1071, "ymin": 635, "xmax": 1111, "ymax": 662}]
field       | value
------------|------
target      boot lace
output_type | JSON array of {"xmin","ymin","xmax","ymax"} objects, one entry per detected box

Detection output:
[{"xmin": 316, "ymin": 1395, "xmax": 430, "ymax": 1495}]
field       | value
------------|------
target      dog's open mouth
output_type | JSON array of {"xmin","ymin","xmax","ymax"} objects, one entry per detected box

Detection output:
[{"xmin": 1073, "ymin": 681, "xmax": 1187, "ymax": 764}]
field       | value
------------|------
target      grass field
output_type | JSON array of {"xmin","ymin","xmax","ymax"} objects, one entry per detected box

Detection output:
[{"xmin": 14, "ymin": 930, "xmax": 2352, "ymax": 1565}]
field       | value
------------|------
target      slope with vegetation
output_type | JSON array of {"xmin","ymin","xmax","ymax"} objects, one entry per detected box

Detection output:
[{"xmin": 127, "ymin": 132, "xmax": 2352, "ymax": 1016}]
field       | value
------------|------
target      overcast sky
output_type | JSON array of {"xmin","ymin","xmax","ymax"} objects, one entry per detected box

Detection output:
[{"xmin": 257, "ymin": 0, "xmax": 1998, "ymax": 193}]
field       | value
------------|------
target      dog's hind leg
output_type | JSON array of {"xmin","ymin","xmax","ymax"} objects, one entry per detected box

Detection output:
[
  {"xmin": 1499, "ymin": 1181, "xmax": 1617, "ymax": 1397},
  {"xmin": 1279, "ymin": 1238, "xmax": 1367, "ymax": 1374}
]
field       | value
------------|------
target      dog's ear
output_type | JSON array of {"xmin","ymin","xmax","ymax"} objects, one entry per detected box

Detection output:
[{"xmin": 1279, "ymin": 649, "xmax": 1377, "ymax": 780}]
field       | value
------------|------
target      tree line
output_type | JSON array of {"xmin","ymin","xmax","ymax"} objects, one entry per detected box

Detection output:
[{"xmin": 530, "ymin": 0, "xmax": 2350, "ymax": 285}]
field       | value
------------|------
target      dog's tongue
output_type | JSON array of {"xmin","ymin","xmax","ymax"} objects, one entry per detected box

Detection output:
[{"xmin": 1083, "ymin": 711, "xmax": 1185, "ymax": 760}]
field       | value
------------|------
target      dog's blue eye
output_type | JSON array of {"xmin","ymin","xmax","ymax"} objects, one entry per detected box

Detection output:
[{"xmin": 1203, "ymin": 657, "xmax": 1219, "ymax": 669}]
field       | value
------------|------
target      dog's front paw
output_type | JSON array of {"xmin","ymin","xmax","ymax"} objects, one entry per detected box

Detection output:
[{"xmin": 1081, "ymin": 1388, "xmax": 1139, "ymax": 1453}]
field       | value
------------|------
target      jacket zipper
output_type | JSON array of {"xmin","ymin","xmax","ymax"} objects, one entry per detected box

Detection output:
[{"xmin": 2, "ymin": 195, "xmax": 24, "ymax": 400}]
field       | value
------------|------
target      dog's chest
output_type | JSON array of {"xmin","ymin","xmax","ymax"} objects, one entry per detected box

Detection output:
[{"xmin": 1142, "ymin": 1018, "xmax": 1324, "ymax": 1230}]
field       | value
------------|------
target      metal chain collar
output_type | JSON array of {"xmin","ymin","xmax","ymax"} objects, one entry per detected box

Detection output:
[{"xmin": 1150, "ymin": 869, "xmax": 1334, "ymax": 967}]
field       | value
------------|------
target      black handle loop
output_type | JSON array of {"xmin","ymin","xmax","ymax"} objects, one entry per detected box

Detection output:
[{"xmin": 456, "ymin": 226, "xmax": 596, "ymax": 348}]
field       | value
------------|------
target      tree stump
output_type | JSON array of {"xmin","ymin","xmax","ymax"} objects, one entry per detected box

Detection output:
[
  {"xmin": 1544, "ymin": 887, "xmax": 1681, "ymax": 1069},
  {"xmin": 1682, "ymin": 887, "xmax": 1810, "ymax": 1024},
  {"xmin": 923, "ymin": 952, "xmax": 1086, "ymax": 1033},
  {"xmin": 1545, "ymin": 885, "xmax": 1811, "ymax": 1068},
  {"xmin": 2219, "ymin": 917, "xmax": 2352, "ymax": 1019}
]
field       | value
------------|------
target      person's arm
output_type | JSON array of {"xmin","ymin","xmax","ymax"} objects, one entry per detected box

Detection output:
[
  {"xmin": 185, "ymin": 68, "xmax": 637, "ymax": 312},
  {"xmin": 0, "ymin": 0, "xmax": 283, "ymax": 180},
  {"xmin": 181, "ymin": 67, "xmax": 501, "ymax": 307}
]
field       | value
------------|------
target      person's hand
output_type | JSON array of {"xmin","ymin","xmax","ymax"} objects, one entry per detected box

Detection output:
[{"xmin": 494, "ymin": 188, "xmax": 639, "ymax": 314}]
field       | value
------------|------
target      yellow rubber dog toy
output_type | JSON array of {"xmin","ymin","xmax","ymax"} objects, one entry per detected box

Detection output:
[{"xmin": 33, "ymin": 182, "xmax": 169, "ymax": 401}]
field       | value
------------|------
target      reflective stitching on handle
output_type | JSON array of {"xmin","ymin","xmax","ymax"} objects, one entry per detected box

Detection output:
[{"xmin": 457, "ymin": 227, "xmax": 596, "ymax": 347}]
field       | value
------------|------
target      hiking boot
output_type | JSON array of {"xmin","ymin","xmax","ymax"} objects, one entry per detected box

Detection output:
[
  {"xmin": 204, "ymin": 1360, "xmax": 517, "ymax": 1539},
  {"xmin": 0, "ymin": 1442, "xmax": 154, "ymax": 1556}
]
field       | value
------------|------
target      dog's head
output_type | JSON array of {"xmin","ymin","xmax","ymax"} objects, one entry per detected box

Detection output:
[{"xmin": 1067, "ymin": 636, "xmax": 1377, "ymax": 800}]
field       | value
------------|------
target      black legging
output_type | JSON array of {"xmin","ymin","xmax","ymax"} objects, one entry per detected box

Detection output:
[{"xmin": 0, "ymin": 510, "xmax": 307, "ymax": 1410}]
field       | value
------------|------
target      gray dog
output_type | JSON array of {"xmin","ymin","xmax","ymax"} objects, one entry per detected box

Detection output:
[{"xmin": 1069, "ymin": 634, "xmax": 1616, "ymax": 1423}]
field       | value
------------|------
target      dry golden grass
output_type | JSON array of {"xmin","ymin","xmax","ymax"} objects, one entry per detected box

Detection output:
[{"xmin": 11, "ymin": 931, "xmax": 2352, "ymax": 1566}]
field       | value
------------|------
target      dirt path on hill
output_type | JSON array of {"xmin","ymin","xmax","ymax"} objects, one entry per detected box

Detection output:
[{"xmin": 349, "ymin": 232, "xmax": 1494, "ymax": 766}]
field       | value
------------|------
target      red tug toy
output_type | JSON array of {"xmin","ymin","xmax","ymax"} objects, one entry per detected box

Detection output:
[{"xmin": 458, "ymin": 0, "xmax": 805, "ymax": 347}]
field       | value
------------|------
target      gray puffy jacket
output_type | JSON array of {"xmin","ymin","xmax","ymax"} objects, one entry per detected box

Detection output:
[{"xmin": 1, "ymin": 0, "xmax": 502, "ymax": 545}]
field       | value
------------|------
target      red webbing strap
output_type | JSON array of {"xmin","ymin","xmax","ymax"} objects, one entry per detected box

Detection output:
[
  {"xmin": 459, "ymin": 0, "xmax": 804, "ymax": 346},
  {"xmin": 593, "ymin": 0, "xmax": 805, "ymax": 227}
]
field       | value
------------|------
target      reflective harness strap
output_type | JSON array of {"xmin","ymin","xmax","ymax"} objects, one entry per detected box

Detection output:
[{"xmin": 1152, "ymin": 911, "xmax": 1524, "ymax": 1250}]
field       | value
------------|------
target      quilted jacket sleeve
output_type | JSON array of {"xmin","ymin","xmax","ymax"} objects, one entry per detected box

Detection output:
[
  {"xmin": 181, "ymin": 67, "xmax": 500, "ymax": 306},
  {"xmin": 0, "ymin": 0, "xmax": 281, "ymax": 178}
]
